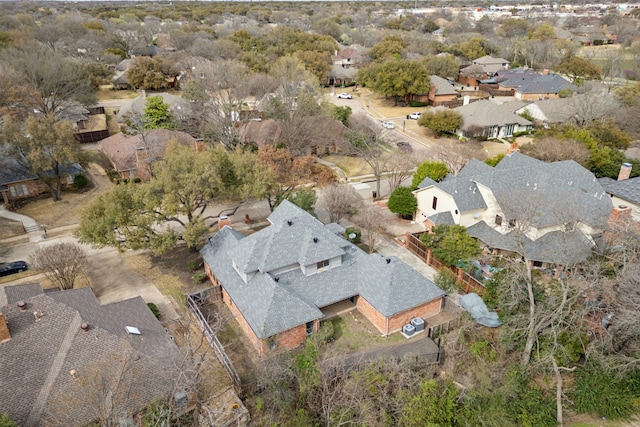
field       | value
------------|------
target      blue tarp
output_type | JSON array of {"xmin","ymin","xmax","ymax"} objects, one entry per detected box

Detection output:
[{"xmin": 459, "ymin": 293, "xmax": 502, "ymax": 328}]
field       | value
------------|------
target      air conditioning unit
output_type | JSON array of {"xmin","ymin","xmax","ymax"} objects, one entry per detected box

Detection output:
[
  {"xmin": 411, "ymin": 317, "xmax": 425, "ymax": 332},
  {"xmin": 402, "ymin": 324, "xmax": 416, "ymax": 336}
]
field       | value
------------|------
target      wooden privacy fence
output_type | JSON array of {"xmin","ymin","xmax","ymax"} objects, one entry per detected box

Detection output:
[
  {"xmin": 186, "ymin": 293, "xmax": 241, "ymax": 391},
  {"xmin": 406, "ymin": 232, "xmax": 487, "ymax": 296}
]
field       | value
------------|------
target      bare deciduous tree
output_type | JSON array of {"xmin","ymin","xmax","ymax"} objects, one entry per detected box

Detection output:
[
  {"xmin": 384, "ymin": 152, "xmax": 416, "ymax": 194},
  {"xmin": 572, "ymin": 84, "xmax": 620, "ymax": 126},
  {"xmin": 431, "ymin": 139, "xmax": 484, "ymax": 175},
  {"xmin": 320, "ymin": 184, "xmax": 362, "ymax": 223},
  {"xmin": 29, "ymin": 242, "xmax": 88, "ymax": 290},
  {"xmin": 346, "ymin": 114, "xmax": 388, "ymax": 198},
  {"xmin": 352, "ymin": 205, "xmax": 385, "ymax": 253},
  {"xmin": 519, "ymin": 137, "xmax": 591, "ymax": 167}
]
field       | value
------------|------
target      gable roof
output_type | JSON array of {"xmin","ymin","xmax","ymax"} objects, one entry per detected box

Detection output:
[
  {"xmin": 430, "ymin": 75, "xmax": 458, "ymax": 95},
  {"xmin": 453, "ymin": 100, "xmax": 532, "ymax": 131},
  {"xmin": 0, "ymin": 285, "xmax": 179, "ymax": 426},
  {"xmin": 99, "ymin": 129, "xmax": 196, "ymax": 173},
  {"xmin": 417, "ymin": 153, "xmax": 612, "ymax": 264},
  {"xmin": 599, "ymin": 176, "xmax": 640, "ymax": 206},
  {"xmin": 0, "ymin": 144, "xmax": 84, "ymax": 187},
  {"xmin": 472, "ymin": 55, "xmax": 510, "ymax": 66},
  {"xmin": 116, "ymin": 92, "xmax": 190, "ymax": 123},
  {"xmin": 515, "ymin": 97, "xmax": 578, "ymax": 123},
  {"xmin": 495, "ymin": 68, "xmax": 577, "ymax": 94},
  {"xmin": 201, "ymin": 201, "xmax": 444, "ymax": 339}
]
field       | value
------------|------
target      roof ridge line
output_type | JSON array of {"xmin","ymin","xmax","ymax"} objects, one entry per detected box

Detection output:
[{"xmin": 25, "ymin": 311, "xmax": 82, "ymax": 427}]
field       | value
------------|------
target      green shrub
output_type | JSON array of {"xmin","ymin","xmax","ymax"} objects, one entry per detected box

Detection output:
[
  {"xmin": 187, "ymin": 260, "xmax": 199, "ymax": 271},
  {"xmin": 73, "ymin": 174, "xmax": 88, "ymax": 188},
  {"xmin": 434, "ymin": 269, "xmax": 457, "ymax": 294},
  {"xmin": 147, "ymin": 302, "xmax": 161, "ymax": 319},
  {"xmin": 345, "ymin": 227, "xmax": 361, "ymax": 243},
  {"xmin": 409, "ymin": 101, "xmax": 428, "ymax": 107},
  {"xmin": 570, "ymin": 362, "xmax": 640, "ymax": 419},
  {"xmin": 193, "ymin": 272, "xmax": 208, "ymax": 283},
  {"xmin": 387, "ymin": 186, "xmax": 417, "ymax": 219}
]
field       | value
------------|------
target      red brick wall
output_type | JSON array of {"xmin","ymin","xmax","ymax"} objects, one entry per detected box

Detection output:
[
  {"xmin": 357, "ymin": 296, "xmax": 443, "ymax": 335},
  {"xmin": 356, "ymin": 296, "xmax": 388, "ymax": 334},
  {"xmin": 7, "ymin": 179, "xmax": 49, "ymax": 201},
  {"xmin": 387, "ymin": 298, "xmax": 443, "ymax": 333},
  {"xmin": 220, "ymin": 286, "xmax": 264, "ymax": 355},
  {"xmin": 274, "ymin": 324, "xmax": 307, "ymax": 351}
]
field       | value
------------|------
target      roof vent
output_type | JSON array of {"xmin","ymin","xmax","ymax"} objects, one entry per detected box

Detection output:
[
  {"xmin": 313, "ymin": 237, "xmax": 318, "ymax": 243},
  {"xmin": 386, "ymin": 258, "xmax": 391, "ymax": 264},
  {"xmin": 287, "ymin": 220, "xmax": 293, "ymax": 226},
  {"xmin": 274, "ymin": 277, "xmax": 280, "ymax": 282},
  {"xmin": 125, "ymin": 326, "xmax": 141, "ymax": 335},
  {"xmin": 81, "ymin": 322, "xmax": 90, "ymax": 332},
  {"xmin": 17, "ymin": 301, "xmax": 26, "ymax": 311}
]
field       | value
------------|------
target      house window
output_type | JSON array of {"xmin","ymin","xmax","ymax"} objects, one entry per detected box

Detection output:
[
  {"xmin": 505, "ymin": 124, "xmax": 515, "ymax": 136},
  {"xmin": 533, "ymin": 261, "xmax": 543, "ymax": 268},
  {"xmin": 10, "ymin": 184, "xmax": 29, "ymax": 198},
  {"xmin": 432, "ymin": 196, "xmax": 438, "ymax": 210},
  {"xmin": 495, "ymin": 215, "xmax": 502, "ymax": 226},
  {"xmin": 317, "ymin": 259, "xmax": 329, "ymax": 269},
  {"xmin": 306, "ymin": 321, "xmax": 314, "ymax": 335},
  {"xmin": 508, "ymin": 219, "xmax": 516, "ymax": 228}
]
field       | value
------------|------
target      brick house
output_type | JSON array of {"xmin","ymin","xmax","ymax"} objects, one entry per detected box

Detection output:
[
  {"xmin": 492, "ymin": 67, "xmax": 577, "ymax": 101},
  {"xmin": 200, "ymin": 201, "xmax": 445, "ymax": 357},
  {"xmin": 0, "ymin": 283, "xmax": 180, "ymax": 426},
  {"xmin": 0, "ymin": 148, "xmax": 83, "ymax": 206},
  {"xmin": 99, "ymin": 129, "xmax": 199, "ymax": 181},
  {"xmin": 413, "ymin": 152, "xmax": 613, "ymax": 266}
]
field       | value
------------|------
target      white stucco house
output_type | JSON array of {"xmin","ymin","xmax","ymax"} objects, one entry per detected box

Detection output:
[{"xmin": 413, "ymin": 152, "xmax": 613, "ymax": 265}]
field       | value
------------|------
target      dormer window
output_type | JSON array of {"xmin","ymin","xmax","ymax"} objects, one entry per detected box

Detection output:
[{"xmin": 317, "ymin": 259, "xmax": 329, "ymax": 269}]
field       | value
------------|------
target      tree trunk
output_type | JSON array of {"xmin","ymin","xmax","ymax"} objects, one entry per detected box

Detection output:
[
  {"xmin": 375, "ymin": 175, "xmax": 382, "ymax": 200},
  {"xmin": 552, "ymin": 357, "xmax": 564, "ymax": 427},
  {"xmin": 522, "ymin": 259, "xmax": 535, "ymax": 366}
]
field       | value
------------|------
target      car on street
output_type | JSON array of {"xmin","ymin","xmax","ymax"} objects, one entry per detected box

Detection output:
[
  {"xmin": 408, "ymin": 112, "xmax": 422, "ymax": 120},
  {"xmin": 382, "ymin": 121, "xmax": 395, "ymax": 129},
  {"xmin": 0, "ymin": 261, "xmax": 28, "ymax": 277},
  {"xmin": 396, "ymin": 141, "xmax": 413, "ymax": 153},
  {"xmin": 337, "ymin": 93, "xmax": 352, "ymax": 99}
]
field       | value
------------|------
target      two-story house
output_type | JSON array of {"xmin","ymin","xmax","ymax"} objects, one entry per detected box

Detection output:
[
  {"xmin": 413, "ymin": 152, "xmax": 613, "ymax": 266},
  {"xmin": 200, "ymin": 201, "xmax": 445, "ymax": 357}
]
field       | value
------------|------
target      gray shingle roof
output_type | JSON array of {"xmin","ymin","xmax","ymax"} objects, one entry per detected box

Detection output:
[
  {"xmin": 430, "ymin": 75, "xmax": 458, "ymax": 95},
  {"xmin": 201, "ymin": 201, "xmax": 444, "ymax": 339},
  {"xmin": 457, "ymin": 153, "xmax": 613, "ymax": 264},
  {"xmin": 0, "ymin": 285, "xmax": 179, "ymax": 426},
  {"xmin": 495, "ymin": 69, "xmax": 577, "ymax": 94},
  {"xmin": 598, "ymin": 177, "xmax": 640, "ymax": 206},
  {"xmin": 454, "ymin": 100, "xmax": 532, "ymax": 131},
  {"xmin": 428, "ymin": 211, "xmax": 455, "ymax": 225}
]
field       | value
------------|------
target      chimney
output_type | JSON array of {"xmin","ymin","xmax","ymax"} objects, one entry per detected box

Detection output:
[
  {"xmin": 506, "ymin": 142, "xmax": 520, "ymax": 156},
  {"xmin": 218, "ymin": 215, "xmax": 232, "ymax": 230},
  {"xmin": 135, "ymin": 147, "xmax": 147, "ymax": 169},
  {"xmin": 463, "ymin": 95, "xmax": 470, "ymax": 106},
  {"xmin": 617, "ymin": 163, "xmax": 632, "ymax": 181},
  {"xmin": 542, "ymin": 69, "xmax": 549, "ymax": 75},
  {"xmin": 0, "ymin": 314, "xmax": 10, "ymax": 343},
  {"xmin": 609, "ymin": 205, "xmax": 631, "ymax": 225}
]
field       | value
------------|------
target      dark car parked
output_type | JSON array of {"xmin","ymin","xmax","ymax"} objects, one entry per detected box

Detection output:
[
  {"xmin": 0, "ymin": 261, "xmax": 28, "ymax": 277},
  {"xmin": 396, "ymin": 141, "xmax": 413, "ymax": 153}
]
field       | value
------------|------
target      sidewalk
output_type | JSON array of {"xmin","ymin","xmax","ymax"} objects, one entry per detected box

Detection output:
[{"xmin": 0, "ymin": 205, "xmax": 44, "ymax": 243}]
